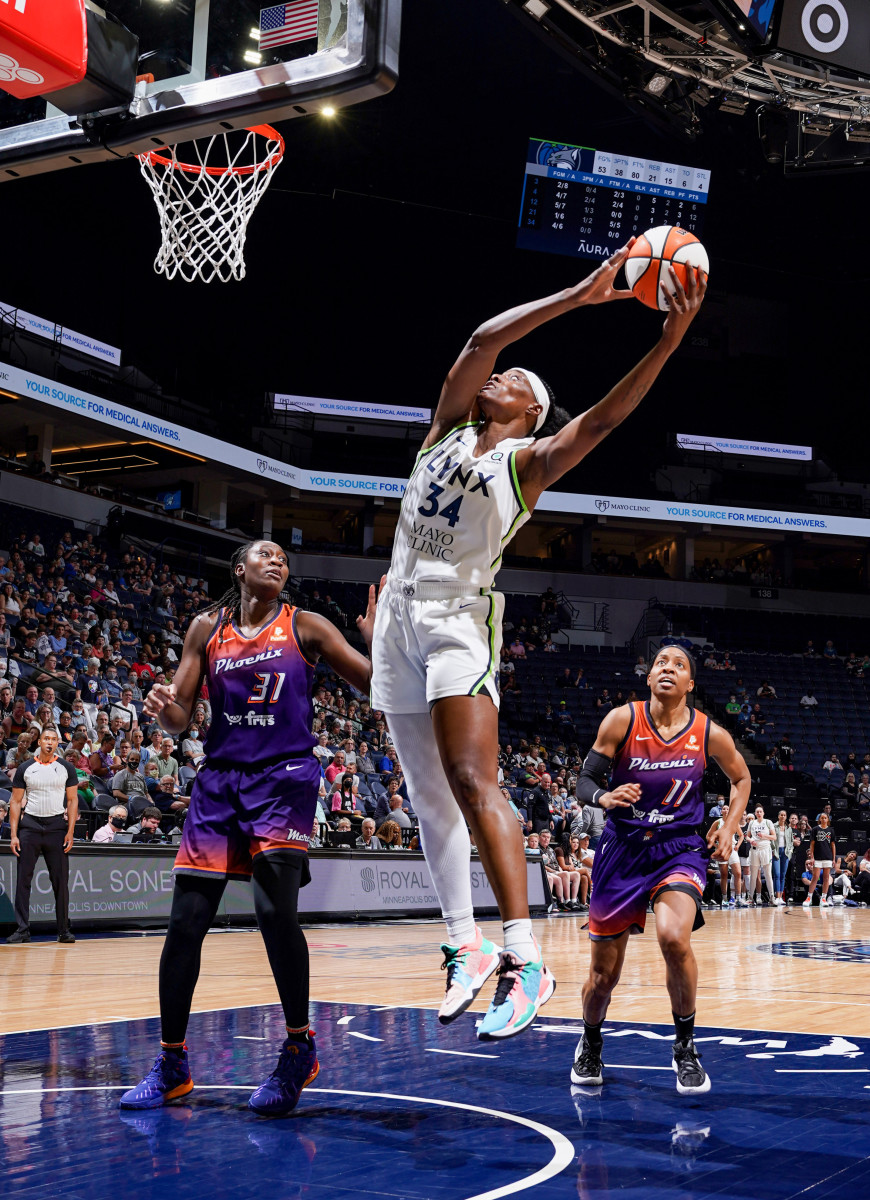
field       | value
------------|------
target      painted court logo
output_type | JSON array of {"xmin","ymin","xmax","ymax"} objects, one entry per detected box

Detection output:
[{"xmin": 756, "ymin": 940, "xmax": 870, "ymax": 963}]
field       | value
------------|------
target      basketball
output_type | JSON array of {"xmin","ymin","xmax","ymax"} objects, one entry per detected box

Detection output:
[{"xmin": 624, "ymin": 225, "xmax": 710, "ymax": 311}]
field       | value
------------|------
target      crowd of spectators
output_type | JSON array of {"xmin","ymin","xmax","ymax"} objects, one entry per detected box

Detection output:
[
  {"xmin": 0, "ymin": 522, "xmax": 211, "ymax": 842},
  {"xmin": 3, "ymin": 520, "xmax": 868, "ymax": 920}
]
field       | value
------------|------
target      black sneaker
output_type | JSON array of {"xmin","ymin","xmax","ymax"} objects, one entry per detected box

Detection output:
[
  {"xmin": 6, "ymin": 929, "xmax": 30, "ymax": 944},
  {"xmin": 672, "ymin": 1038, "xmax": 711, "ymax": 1094},
  {"xmin": 570, "ymin": 1036, "xmax": 604, "ymax": 1086},
  {"xmin": 57, "ymin": 931, "xmax": 76, "ymax": 944}
]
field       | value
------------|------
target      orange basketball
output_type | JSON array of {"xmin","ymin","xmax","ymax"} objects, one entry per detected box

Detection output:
[{"xmin": 624, "ymin": 225, "xmax": 710, "ymax": 311}]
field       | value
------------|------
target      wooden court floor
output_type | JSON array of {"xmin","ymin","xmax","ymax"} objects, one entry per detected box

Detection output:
[{"xmin": 2, "ymin": 907, "xmax": 868, "ymax": 1037}]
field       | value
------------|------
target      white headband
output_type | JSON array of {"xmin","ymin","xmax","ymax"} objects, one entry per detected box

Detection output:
[{"xmin": 519, "ymin": 368, "xmax": 551, "ymax": 434}]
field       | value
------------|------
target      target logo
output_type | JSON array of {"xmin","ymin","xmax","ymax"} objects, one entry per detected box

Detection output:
[
  {"xmin": 801, "ymin": 0, "xmax": 850, "ymax": 54},
  {"xmin": 0, "ymin": 53, "xmax": 44, "ymax": 86}
]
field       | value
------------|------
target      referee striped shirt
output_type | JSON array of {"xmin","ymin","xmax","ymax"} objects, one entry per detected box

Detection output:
[{"xmin": 13, "ymin": 755, "xmax": 79, "ymax": 817}]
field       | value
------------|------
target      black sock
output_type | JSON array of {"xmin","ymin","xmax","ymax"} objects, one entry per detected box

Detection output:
[
  {"xmin": 673, "ymin": 1011, "xmax": 695, "ymax": 1043},
  {"xmin": 252, "ymin": 857, "xmax": 310, "ymax": 1030},
  {"xmin": 584, "ymin": 1019, "xmax": 604, "ymax": 1048}
]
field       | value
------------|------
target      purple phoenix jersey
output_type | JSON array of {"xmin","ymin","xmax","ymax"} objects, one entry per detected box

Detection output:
[
  {"xmin": 607, "ymin": 701, "xmax": 710, "ymax": 839},
  {"xmin": 203, "ymin": 603, "xmax": 316, "ymax": 764},
  {"xmin": 589, "ymin": 701, "xmax": 711, "ymax": 939}
]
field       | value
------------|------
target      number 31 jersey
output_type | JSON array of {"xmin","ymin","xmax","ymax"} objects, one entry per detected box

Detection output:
[
  {"xmin": 202, "ymin": 603, "xmax": 315, "ymax": 764},
  {"xmin": 389, "ymin": 423, "xmax": 534, "ymax": 589}
]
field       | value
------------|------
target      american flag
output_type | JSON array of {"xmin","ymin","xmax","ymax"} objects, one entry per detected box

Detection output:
[{"xmin": 259, "ymin": 1, "xmax": 319, "ymax": 51}]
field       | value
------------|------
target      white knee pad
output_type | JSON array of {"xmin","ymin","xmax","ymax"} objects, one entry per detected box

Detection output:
[{"xmin": 385, "ymin": 712, "xmax": 473, "ymax": 929}]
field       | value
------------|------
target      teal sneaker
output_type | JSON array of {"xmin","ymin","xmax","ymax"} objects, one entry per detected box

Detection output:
[
  {"xmin": 477, "ymin": 945, "xmax": 555, "ymax": 1040},
  {"xmin": 438, "ymin": 928, "xmax": 502, "ymax": 1024}
]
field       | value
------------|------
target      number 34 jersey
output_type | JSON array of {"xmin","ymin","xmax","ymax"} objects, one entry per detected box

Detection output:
[
  {"xmin": 202, "ymin": 603, "xmax": 316, "ymax": 764},
  {"xmin": 389, "ymin": 423, "xmax": 535, "ymax": 589}
]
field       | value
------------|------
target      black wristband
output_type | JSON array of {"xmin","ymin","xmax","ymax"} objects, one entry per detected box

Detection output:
[{"xmin": 576, "ymin": 749, "xmax": 613, "ymax": 808}]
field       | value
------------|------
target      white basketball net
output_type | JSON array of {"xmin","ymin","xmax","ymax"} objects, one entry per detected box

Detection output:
[{"xmin": 137, "ymin": 126, "xmax": 285, "ymax": 283}]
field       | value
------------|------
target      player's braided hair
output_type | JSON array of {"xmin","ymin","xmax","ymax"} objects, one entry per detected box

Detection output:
[
  {"xmin": 531, "ymin": 375, "xmax": 572, "ymax": 439},
  {"xmin": 202, "ymin": 540, "xmax": 289, "ymax": 645}
]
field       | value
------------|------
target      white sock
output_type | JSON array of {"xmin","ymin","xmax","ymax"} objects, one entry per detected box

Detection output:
[
  {"xmin": 503, "ymin": 918, "xmax": 537, "ymax": 962},
  {"xmin": 446, "ymin": 915, "xmax": 478, "ymax": 946}
]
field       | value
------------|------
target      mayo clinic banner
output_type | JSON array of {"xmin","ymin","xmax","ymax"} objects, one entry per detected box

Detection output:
[
  {"xmin": 535, "ymin": 491, "xmax": 865, "ymax": 535},
  {"xmin": 5, "ymin": 357, "xmax": 865, "ymax": 537},
  {"xmin": 676, "ymin": 433, "xmax": 813, "ymax": 462},
  {"xmin": 273, "ymin": 394, "xmax": 431, "ymax": 423},
  {"xmin": 0, "ymin": 847, "xmax": 546, "ymax": 927},
  {"xmin": 0, "ymin": 360, "xmax": 408, "ymax": 501},
  {"xmin": 0, "ymin": 302, "xmax": 122, "ymax": 367}
]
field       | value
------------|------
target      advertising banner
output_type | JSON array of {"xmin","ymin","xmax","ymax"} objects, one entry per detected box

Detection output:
[
  {"xmin": 676, "ymin": 433, "xmax": 813, "ymax": 461},
  {"xmin": 0, "ymin": 848, "xmax": 546, "ymax": 926},
  {"xmin": 273, "ymin": 394, "xmax": 431, "ymax": 423},
  {"xmin": 4, "ymin": 357, "xmax": 861, "ymax": 536},
  {"xmin": 0, "ymin": 301, "xmax": 122, "ymax": 367}
]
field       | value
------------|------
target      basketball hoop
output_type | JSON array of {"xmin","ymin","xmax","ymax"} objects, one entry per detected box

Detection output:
[{"xmin": 137, "ymin": 125, "xmax": 285, "ymax": 283}]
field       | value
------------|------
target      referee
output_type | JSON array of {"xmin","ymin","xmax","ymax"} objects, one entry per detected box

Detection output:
[{"xmin": 6, "ymin": 727, "xmax": 79, "ymax": 944}]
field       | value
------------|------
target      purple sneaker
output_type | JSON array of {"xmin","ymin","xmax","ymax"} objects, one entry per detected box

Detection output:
[
  {"xmin": 248, "ymin": 1032, "xmax": 320, "ymax": 1117},
  {"xmin": 119, "ymin": 1046, "xmax": 194, "ymax": 1109}
]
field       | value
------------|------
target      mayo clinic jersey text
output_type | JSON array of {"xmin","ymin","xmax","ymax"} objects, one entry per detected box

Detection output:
[
  {"xmin": 389, "ymin": 423, "xmax": 534, "ymax": 588},
  {"xmin": 608, "ymin": 701, "xmax": 710, "ymax": 837},
  {"xmin": 203, "ymin": 603, "xmax": 315, "ymax": 763}
]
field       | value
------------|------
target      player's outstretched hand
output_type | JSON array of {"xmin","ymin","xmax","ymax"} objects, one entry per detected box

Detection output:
[
  {"xmin": 600, "ymin": 782, "xmax": 640, "ymax": 811},
  {"xmin": 576, "ymin": 239, "xmax": 637, "ymax": 305},
  {"xmin": 661, "ymin": 264, "xmax": 706, "ymax": 347},
  {"xmin": 356, "ymin": 575, "xmax": 386, "ymax": 652},
  {"xmin": 707, "ymin": 821, "xmax": 735, "ymax": 863},
  {"xmin": 143, "ymin": 682, "xmax": 177, "ymax": 720}
]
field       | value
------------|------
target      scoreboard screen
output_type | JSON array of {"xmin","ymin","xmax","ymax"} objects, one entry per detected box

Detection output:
[{"xmin": 517, "ymin": 138, "xmax": 712, "ymax": 262}]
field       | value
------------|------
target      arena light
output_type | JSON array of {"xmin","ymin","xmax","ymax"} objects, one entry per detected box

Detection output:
[
  {"xmin": 802, "ymin": 114, "xmax": 838, "ymax": 136},
  {"xmin": 845, "ymin": 120, "xmax": 870, "ymax": 143},
  {"xmin": 644, "ymin": 72, "xmax": 672, "ymax": 97},
  {"xmin": 130, "ymin": 440, "xmax": 207, "ymax": 462},
  {"xmin": 523, "ymin": 0, "xmax": 550, "ymax": 17}
]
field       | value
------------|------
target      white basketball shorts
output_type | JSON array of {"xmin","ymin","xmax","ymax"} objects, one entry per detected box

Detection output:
[
  {"xmin": 749, "ymin": 845, "xmax": 772, "ymax": 867},
  {"xmin": 371, "ymin": 584, "xmax": 504, "ymax": 713}
]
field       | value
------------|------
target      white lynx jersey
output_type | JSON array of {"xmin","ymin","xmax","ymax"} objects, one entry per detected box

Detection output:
[{"xmin": 389, "ymin": 422, "xmax": 534, "ymax": 588}]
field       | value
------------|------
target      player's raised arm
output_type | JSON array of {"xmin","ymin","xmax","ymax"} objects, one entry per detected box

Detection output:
[
  {"xmin": 516, "ymin": 265, "xmax": 706, "ymax": 506},
  {"xmin": 295, "ymin": 583, "xmax": 379, "ymax": 694},
  {"xmin": 424, "ymin": 243, "xmax": 637, "ymax": 450},
  {"xmin": 705, "ymin": 722, "xmax": 751, "ymax": 862}
]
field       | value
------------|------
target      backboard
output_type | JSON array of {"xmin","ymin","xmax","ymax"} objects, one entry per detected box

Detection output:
[{"xmin": 0, "ymin": 0, "xmax": 400, "ymax": 181}]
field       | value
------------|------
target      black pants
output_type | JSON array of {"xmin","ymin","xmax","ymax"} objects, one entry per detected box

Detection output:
[{"xmin": 14, "ymin": 813, "xmax": 70, "ymax": 934}]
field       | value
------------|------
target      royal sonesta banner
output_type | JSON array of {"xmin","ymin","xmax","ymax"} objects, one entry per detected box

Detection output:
[
  {"xmin": 5, "ymin": 358, "xmax": 866, "ymax": 536},
  {"xmin": 272, "ymin": 393, "xmax": 431, "ymax": 423},
  {"xmin": 0, "ymin": 847, "xmax": 546, "ymax": 926},
  {"xmin": 0, "ymin": 302, "xmax": 122, "ymax": 367},
  {"xmin": 676, "ymin": 433, "xmax": 813, "ymax": 461}
]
